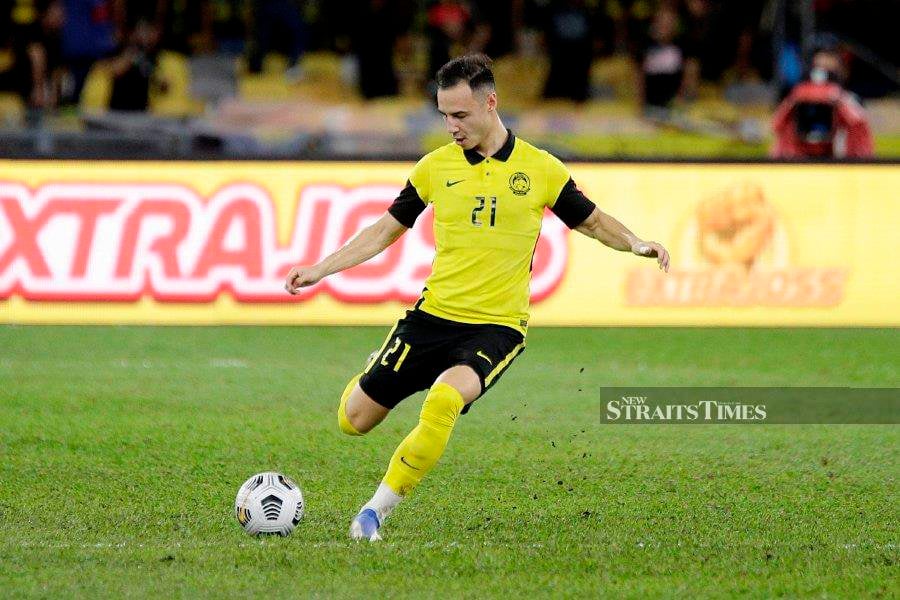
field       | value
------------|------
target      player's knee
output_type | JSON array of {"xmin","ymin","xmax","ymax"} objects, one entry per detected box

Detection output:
[
  {"xmin": 341, "ymin": 398, "xmax": 381, "ymax": 435},
  {"xmin": 338, "ymin": 375, "xmax": 364, "ymax": 436},
  {"xmin": 338, "ymin": 406, "xmax": 363, "ymax": 436},
  {"xmin": 420, "ymin": 382, "xmax": 465, "ymax": 428},
  {"xmin": 434, "ymin": 365, "xmax": 482, "ymax": 405}
]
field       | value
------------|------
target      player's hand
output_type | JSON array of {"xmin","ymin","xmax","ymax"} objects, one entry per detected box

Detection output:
[
  {"xmin": 632, "ymin": 241, "xmax": 670, "ymax": 272},
  {"xmin": 284, "ymin": 265, "xmax": 323, "ymax": 295}
]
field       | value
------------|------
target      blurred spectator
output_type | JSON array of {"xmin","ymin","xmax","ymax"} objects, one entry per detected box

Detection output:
[
  {"xmin": 475, "ymin": 0, "xmax": 519, "ymax": 59},
  {"xmin": 156, "ymin": 0, "xmax": 210, "ymax": 55},
  {"xmin": 426, "ymin": 1, "xmax": 488, "ymax": 84},
  {"xmin": 209, "ymin": 0, "xmax": 247, "ymax": 55},
  {"xmin": 769, "ymin": 0, "xmax": 808, "ymax": 99},
  {"xmin": 636, "ymin": 5, "xmax": 686, "ymax": 110},
  {"xmin": 677, "ymin": 0, "xmax": 709, "ymax": 97},
  {"xmin": 41, "ymin": 2, "xmax": 66, "ymax": 108},
  {"xmin": 685, "ymin": 1, "xmax": 768, "ymax": 81},
  {"xmin": 728, "ymin": 0, "xmax": 767, "ymax": 82},
  {"xmin": 771, "ymin": 47, "xmax": 874, "ymax": 159},
  {"xmin": 349, "ymin": 0, "xmax": 414, "ymax": 99},
  {"xmin": 815, "ymin": 0, "xmax": 899, "ymax": 99},
  {"xmin": 61, "ymin": 0, "xmax": 119, "ymax": 105},
  {"xmin": 0, "ymin": 0, "xmax": 889, "ymax": 145},
  {"xmin": 540, "ymin": 0, "xmax": 601, "ymax": 103},
  {"xmin": 608, "ymin": 0, "xmax": 655, "ymax": 55},
  {"xmin": 122, "ymin": 0, "xmax": 154, "ymax": 24},
  {"xmin": 246, "ymin": 0, "xmax": 306, "ymax": 77},
  {"xmin": 0, "ymin": 0, "xmax": 50, "ymax": 119},
  {"xmin": 108, "ymin": 19, "xmax": 162, "ymax": 111},
  {"xmin": 307, "ymin": 0, "xmax": 348, "ymax": 52}
]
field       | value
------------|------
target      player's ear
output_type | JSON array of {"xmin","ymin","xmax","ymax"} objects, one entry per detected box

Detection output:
[{"xmin": 486, "ymin": 90, "xmax": 497, "ymax": 112}]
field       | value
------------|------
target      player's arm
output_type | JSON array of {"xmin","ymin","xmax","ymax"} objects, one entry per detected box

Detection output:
[
  {"xmin": 285, "ymin": 171, "xmax": 429, "ymax": 294},
  {"xmin": 284, "ymin": 212, "xmax": 407, "ymax": 294},
  {"xmin": 575, "ymin": 207, "xmax": 670, "ymax": 272},
  {"xmin": 548, "ymin": 171, "xmax": 670, "ymax": 272}
]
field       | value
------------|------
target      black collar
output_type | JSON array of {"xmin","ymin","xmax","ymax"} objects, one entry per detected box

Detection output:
[{"xmin": 463, "ymin": 129, "xmax": 516, "ymax": 165}]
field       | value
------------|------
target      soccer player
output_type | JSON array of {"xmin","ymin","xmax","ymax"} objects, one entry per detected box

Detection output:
[{"xmin": 285, "ymin": 54, "xmax": 670, "ymax": 541}]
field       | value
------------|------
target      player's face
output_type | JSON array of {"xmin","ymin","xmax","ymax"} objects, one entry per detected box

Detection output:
[{"xmin": 437, "ymin": 82, "xmax": 495, "ymax": 151}]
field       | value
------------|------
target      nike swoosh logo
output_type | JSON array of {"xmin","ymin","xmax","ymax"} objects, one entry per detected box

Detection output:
[
  {"xmin": 476, "ymin": 351, "xmax": 493, "ymax": 365},
  {"xmin": 400, "ymin": 456, "xmax": 421, "ymax": 470},
  {"xmin": 446, "ymin": 179, "xmax": 465, "ymax": 187}
]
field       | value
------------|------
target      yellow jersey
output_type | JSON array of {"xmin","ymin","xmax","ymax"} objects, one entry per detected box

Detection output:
[{"xmin": 388, "ymin": 131, "xmax": 595, "ymax": 336}]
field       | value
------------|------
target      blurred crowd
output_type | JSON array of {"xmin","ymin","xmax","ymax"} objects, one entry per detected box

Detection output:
[{"xmin": 1, "ymin": 1, "xmax": 896, "ymax": 119}]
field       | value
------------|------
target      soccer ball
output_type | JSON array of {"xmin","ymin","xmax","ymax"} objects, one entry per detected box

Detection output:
[{"xmin": 234, "ymin": 472, "xmax": 304, "ymax": 536}]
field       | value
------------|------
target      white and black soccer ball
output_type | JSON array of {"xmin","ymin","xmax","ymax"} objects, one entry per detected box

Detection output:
[{"xmin": 234, "ymin": 472, "xmax": 304, "ymax": 536}]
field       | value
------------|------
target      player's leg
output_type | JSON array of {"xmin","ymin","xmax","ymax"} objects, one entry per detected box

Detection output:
[
  {"xmin": 351, "ymin": 322, "xmax": 525, "ymax": 541},
  {"xmin": 336, "ymin": 320, "xmax": 417, "ymax": 436},
  {"xmin": 351, "ymin": 365, "xmax": 479, "ymax": 541},
  {"xmin": 337, "ymin": 374, "xmax": 389, "ymax": 435},
  {"xmin": 382, "ymin": 365, "xmax": 480, "ymax": 491}
]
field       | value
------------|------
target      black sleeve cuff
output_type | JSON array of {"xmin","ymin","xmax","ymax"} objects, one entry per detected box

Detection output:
[
  {"xmin": 387, "ymin": 180, "xmax": 427, "ymax": 228},
  {"xmin": 551, "ymin": 178, "xmax": 596, "ymax": 229}
]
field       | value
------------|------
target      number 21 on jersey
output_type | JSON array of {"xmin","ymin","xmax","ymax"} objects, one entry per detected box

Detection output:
[{"xmin": 471, "ymin": 196, "xmax": 497, "ymax": 227}]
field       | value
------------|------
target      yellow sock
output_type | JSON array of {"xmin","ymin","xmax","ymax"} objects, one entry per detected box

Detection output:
[
  {"xmin": 383, "ymin": 382, "xmax": 465, "ymax": 496},
  {"xmin": 337, "ymin": 374, "xmax": 363, "ymax": 436}
]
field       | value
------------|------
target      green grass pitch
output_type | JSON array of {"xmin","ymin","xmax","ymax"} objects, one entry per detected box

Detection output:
[{"xmin": 0, "ymin": 326, "xmax": 897, "ymax": 598}]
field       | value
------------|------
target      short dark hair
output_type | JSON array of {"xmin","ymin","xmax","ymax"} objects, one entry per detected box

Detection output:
[{"xmin": 436, "ymin": 53, "xmax": 495, "ymax": 92}]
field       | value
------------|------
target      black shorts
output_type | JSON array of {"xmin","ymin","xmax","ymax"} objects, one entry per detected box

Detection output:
[{"xmin": 359, "ymin": 309, "xmax": 525, "ymax": 412}]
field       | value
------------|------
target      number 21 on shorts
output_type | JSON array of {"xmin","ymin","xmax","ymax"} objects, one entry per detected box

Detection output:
[{"xmin": 381, "ymin": 337, "xmax": 412, "ymax": 372}]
